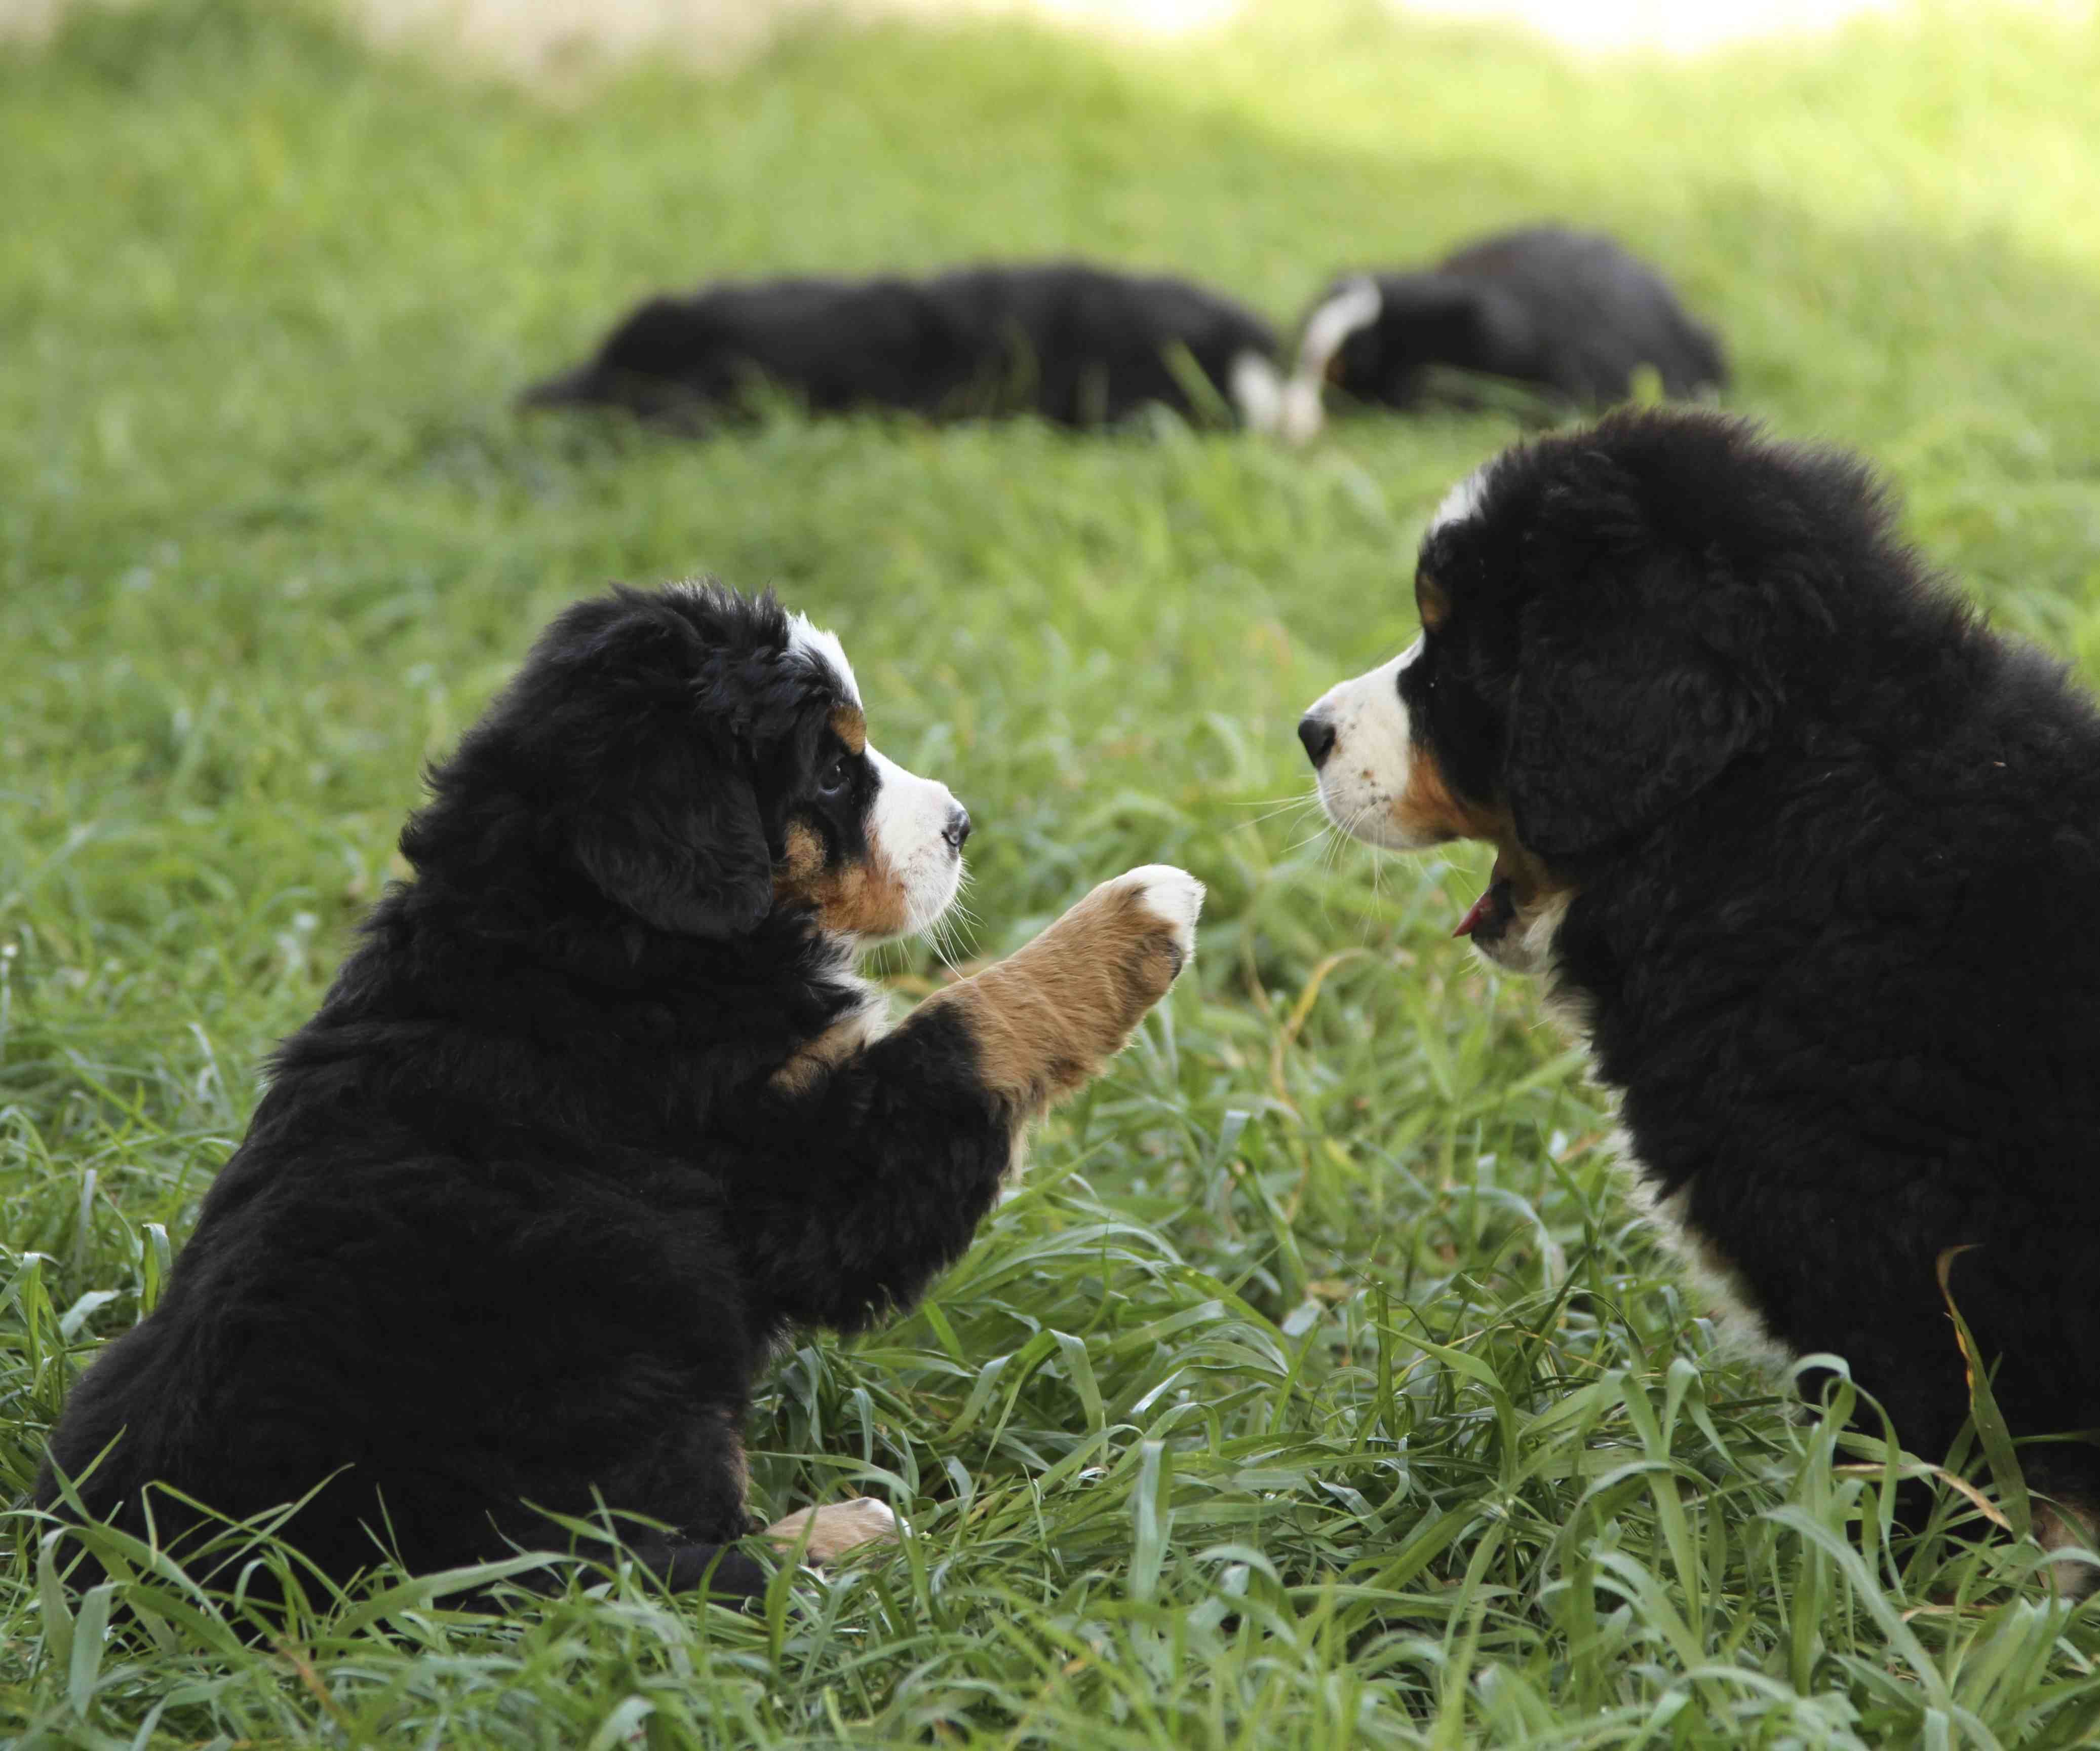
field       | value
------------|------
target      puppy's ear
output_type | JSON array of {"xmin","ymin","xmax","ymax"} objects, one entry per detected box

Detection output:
[
  {"xmin": 1505, "ymin": 559, "xmax": 1773, "ymax": 861},
  {"xmin": 571, "ymin": 738, "xmax": 773, "ymax": 938}
]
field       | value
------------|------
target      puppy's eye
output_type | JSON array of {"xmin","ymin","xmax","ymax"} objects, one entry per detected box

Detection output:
[{"xmin": 817, "ymin": 754, "xmax": 854, "ymax": 796}]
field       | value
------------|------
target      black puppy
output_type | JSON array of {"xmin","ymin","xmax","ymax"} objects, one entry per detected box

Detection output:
[
  {"xmin": 39, "ymin": 584, "xmax": 1204, "ymax": 1599},
  {"xmin": 1279, "ymin": 226, "xmax": 1727, "ymax": 442},
  {"xmin": 1299, "ymin": 409, "xmax": 2100, "ymax": 1579},
  {"xmin": 520, "ymin": 262, "xmax": 1284, "ymax": 432}
]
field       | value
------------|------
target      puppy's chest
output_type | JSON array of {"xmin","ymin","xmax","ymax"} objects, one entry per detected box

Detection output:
[
  {"xmin": 1537, "ymin": 948, "xmax": 1794, "ymax": 1371},
  {"xmin": 768, "ymin": 981, "xmax": 892, "ymax": 1093},
  {"xmin": 1607, "ymin": 1122, "xmax": 1795, "ymax": 1371}
]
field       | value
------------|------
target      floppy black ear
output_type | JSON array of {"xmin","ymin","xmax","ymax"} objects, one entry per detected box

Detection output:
[
  {"xmin": 1504, "ymin": 565, "xmax": 1773, "ymax": 862},
  {"xmin": 571, "ymin": 736, "xmax": 774, "ymax": 939}
]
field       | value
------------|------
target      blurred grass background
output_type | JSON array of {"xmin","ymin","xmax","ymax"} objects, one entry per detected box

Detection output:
[{"xmin": 5, "ymin": 0, "xmax": 2100, "ymax": 1743}]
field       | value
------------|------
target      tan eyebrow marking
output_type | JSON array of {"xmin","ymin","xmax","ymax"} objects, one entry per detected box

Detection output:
[
  {"xmin": 1416, "ymin": 570, "xmax": 1450, "ymax": 631},
  {"xmin": 830, "ymin": 704, "xmax": 867, "ymax": 755}
]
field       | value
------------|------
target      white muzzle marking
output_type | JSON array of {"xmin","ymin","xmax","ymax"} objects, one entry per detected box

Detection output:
[
  {"xmin": 867, "ymin": 747, "xmax": 962, "ymax": 939},
  {"xmin": 1303, "ymin": 639, "xmax": 1437, "ymax": 850}
]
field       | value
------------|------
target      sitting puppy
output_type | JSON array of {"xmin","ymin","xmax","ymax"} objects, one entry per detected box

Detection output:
[
  {"xmin": 39, "ymin": 583, "xmax": 1203, "ymax": 1600},
  {"xmin": 520, "ymin": 262, "xmax": 1285, "ymax": 433},
  {"xmin": 1279, "ymin": 226, "xmax": 1727, "ymax": 443},
  {"xmin": 1298, "ymin": 408, "xmax": 2100, "ymax": 1573}
]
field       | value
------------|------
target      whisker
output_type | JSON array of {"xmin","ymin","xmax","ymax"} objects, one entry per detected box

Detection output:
[
  {"xmin": 1285, "ymin": 801, "xmax": 1341, "ymax": 856},
  {"xmin": 1230, "ymin": 792, "xmax": 1324, "ymax": 810},
  {"xmin": 1234, "ymin": 793, "xmax": 1330, "ymax": 826},
  {"xmin": 1326, "ymin": 804, "xmax": 1375, "ymax": 875},
  {"xmin": 1243, "ymin": 795, "xmax": 1328, "ymax": 830}
]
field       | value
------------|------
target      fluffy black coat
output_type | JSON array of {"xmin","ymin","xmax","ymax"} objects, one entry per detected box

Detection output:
[
  {"xmin": 1301, "ymin": 226, "xmax": 1727, "ymax": 415},
  {"xmin": 37, "ymin": 586, "xmax": 1009, "ymax": 1597},
  {"xmin": 1324, "ymin": 409, "xmax": 2100, "ymax": 1548},
  {"xmin": 520, "ymin": 262, "xmax": 1280, "ymax": 430}
]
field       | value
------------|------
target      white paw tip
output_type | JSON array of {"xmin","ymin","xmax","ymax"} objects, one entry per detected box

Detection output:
[{"xmin": 1115, "ymin": 864, "xmax": 1204, "ymax": 958}]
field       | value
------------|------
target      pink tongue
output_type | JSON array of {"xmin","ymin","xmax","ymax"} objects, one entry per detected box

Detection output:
[{"xmin": 1453, "ymin": 889, "xmax": 1496, "ymax": 938}]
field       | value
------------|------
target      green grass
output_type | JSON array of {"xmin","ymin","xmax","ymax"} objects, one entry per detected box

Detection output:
[{"xmin": 6, "ymin": 0, "xmax": 2100, "ymax": 1742}]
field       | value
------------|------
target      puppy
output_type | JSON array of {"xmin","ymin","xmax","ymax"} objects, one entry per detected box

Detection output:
[
  {"xmin": 1298, "ymin": 408, "xmax": 2100, "ymax": 1573},
  {"xmin": 1280, "ymin": 226, "xmax": 1727, "ymax": 443},
  {"xmin": 38, "ymin": 583, "xmax": 1203, "ymax": 1601},
  {"xmin": 520, "ymin": 262, "xmax": 1284, "ymax": 432}
]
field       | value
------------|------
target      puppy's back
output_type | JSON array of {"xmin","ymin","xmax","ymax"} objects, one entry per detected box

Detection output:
[
  {"xmin": 522, "ymin": 263, "xmax": 1278, "ymax": 428},
  {"xmin": 1435, "ymin": 225, "xmax": 1727, "ymax": 400}
]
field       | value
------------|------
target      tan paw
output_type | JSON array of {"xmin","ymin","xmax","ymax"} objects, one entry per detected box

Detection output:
[
  {"xmin": 762, "ymin": 1497, "xmax": 903, "ymax": 1568},
  {"xmin": 919, "ymin": 862, "xmax": 1203, "ymax": 1117},
  {"xmin": 1096, "ymin": 863, "xmax": 1203, "ymax": 976}
]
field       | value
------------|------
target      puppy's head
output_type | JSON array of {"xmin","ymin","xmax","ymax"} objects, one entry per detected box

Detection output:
[
  {"xmin": 406, "ymin": 583, "xmax": 968, "ymax": 952},
  {"xmin": 1296, "ymin": 409, "xmax": 1875, "ymax": 969},
  {"xmin": 1279, "ymin": 275, "xmax": 1499, "ymax": 444}
]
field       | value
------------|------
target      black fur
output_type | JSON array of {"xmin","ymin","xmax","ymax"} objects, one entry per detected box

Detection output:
[
  {"xmin": 1306, "ymin": 225, "xmax": 1727, "ymax": 413},
  {"xmin": 37, "ymin": 584, "xmax": 1009, "ymax": 1600},
  {"xmin": 520, "ymin": 262, "xmax": 1279, "ymax": 430},
  {"xmin": 1396, "ymin": 409, "xmax": 2100, "ymax": 1533}
]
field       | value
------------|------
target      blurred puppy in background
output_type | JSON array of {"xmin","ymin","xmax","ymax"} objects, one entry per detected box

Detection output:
[
  {"xmin": 522, "ymin": 261, "xmax": 1284, "ymax": 432},
  {"xmin": 1280, "ymin": 226, "xmax": 1727, "ymax": 442}
]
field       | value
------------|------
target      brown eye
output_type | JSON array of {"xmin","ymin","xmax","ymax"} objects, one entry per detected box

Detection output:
[{"xmin": 818, "ymin": 754, "xmax": 853, "ymax": 796}]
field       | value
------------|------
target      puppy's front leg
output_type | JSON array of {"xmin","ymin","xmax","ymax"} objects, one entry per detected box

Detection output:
[
  {"xmin": 919, "ymin": 864, "xmax": 1203, "ymax": 1126},
  {"xmin": 731, "ymin": 866, "xmax": 1201, "ymax": 1330}
]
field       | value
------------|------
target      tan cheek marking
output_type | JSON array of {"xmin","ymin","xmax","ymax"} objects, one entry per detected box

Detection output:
[
  {"xmin": 811, "ymin": 858, "xmax": 910, "ymax": 938},
  {"xmin": 1385, "ymin": 766, "xmax": 1580, "ymax": 937},
  {"xmin": 830, "ymin": 705, "xmax": 867, "ymax": 755},
  {"xmin": 779, "ymin": 822, "xmax": 824, "ymax": 884},
  {"xmin": 1392, "ymin": 746, "xmax": 1500, "ymax": 845},
  {"xmin": 774, "ymin": 819, "xmax": 910, "ymax": 938},
  {"xmin": 918, "ymin": 879, "xmax": 1181, "ymax": 1122}
]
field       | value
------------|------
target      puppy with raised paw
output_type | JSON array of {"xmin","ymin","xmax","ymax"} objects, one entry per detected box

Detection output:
[{"xmin": 38, "ymin": 583, "xmax": 1200, "ymax": 1603}]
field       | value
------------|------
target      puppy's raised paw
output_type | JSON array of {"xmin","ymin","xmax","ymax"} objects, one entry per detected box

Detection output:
[
  {"xmin": 1065, "ymin": 863, "xmax": 1203, "ymax": 1002},
  {"xmin": 921, "ymin": 861, "xmax": 1204, "ymax": 1118},
  {"xmin": 1099, "ymin": 863, "xmax": 1203, "ymax": 977},
  {"xmin": 763, "ymin": 1497, "xmax": 904, "ymax": 1568}
]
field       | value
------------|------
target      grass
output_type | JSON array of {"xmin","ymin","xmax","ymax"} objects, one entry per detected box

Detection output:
[{"xmin": 5, "ymin": 0, "xmax": 2100, "ymax": 1742}]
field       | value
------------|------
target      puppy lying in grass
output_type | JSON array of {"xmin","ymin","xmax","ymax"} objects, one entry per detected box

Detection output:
[
  {"xmin": 520, "ymin": 262, "xmax": 1284, "ymax": 433},
  {"xmin": 1299, "ymin": 408, "xmax": 2100, "ymax": 1586},
  {"xmin": 38, "ymin": 583, "xmax": 1202, "ymax": 1602},
  {"xmin": 1279, "ymin": 226, "xmax": 1727, "ymax": 443}
]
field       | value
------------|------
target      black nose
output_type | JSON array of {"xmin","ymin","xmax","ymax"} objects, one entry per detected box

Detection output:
[
  {"xmin": 1297, "ymin": 713, "xmax": 1337, "ymax": 769},
  {"xmin": 944, "ymin": 804, "xmax": 971, "ymax": 851}
]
